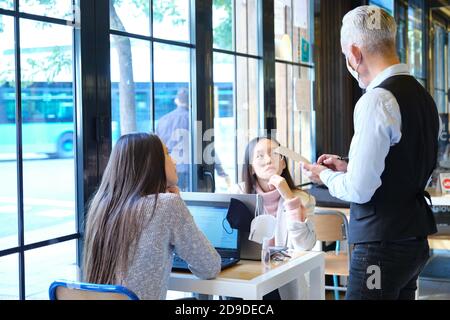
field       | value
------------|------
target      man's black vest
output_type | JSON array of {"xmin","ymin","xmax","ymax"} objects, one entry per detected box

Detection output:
[{"xmin": 349, "ymin": 75, "xmax": 439, "ymax": 244}]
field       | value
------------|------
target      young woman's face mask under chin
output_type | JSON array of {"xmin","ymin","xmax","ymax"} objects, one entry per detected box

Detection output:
[{"xmin": 251, "ymin": 139, "xmax": 286, "ymax": 181}]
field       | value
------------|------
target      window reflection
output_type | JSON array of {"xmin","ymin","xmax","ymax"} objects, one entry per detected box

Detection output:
[
  {"xmin": 212, "ymin": 0, "xmax": 261, "ymax": 191},
  {"xmin": 275, "ymin": 0, "xmax": 311, "ymax": 64},
  {"xmin": 431, "ymin": 17, "xmax": 450, "ymax": 189},
  {"xmin": 154, "ymin": 43, "xmax": 192, "ymax": 191},
  {"xmin": 407, "ymin": 1, "xmax": 424, "ymax": 80},
  {"xmin": 275, "ymin": 0, "xmax": 314, "ymax": 185},
  {"xmin": 213, "ymin": 53, "xmax": 235, "ymax": 191}
]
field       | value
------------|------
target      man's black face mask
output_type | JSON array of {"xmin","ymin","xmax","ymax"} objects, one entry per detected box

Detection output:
[{"xmin": 225, "ymin": 198, "xmax": 254, "ymax": 232}]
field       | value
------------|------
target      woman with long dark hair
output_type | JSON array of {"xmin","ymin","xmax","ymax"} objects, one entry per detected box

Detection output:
[
  {"xmin": 231, "ymin": 135, "xmax": 316, "ymax": 299},
  {"xmin": 83, "ymin": 133, "xmax": 221, "ymax": 299}
]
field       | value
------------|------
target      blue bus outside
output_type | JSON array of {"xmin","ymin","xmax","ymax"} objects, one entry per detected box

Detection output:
[{"xmin": 0, "ymin": 82, "xmax": 233, "ymax": 158}]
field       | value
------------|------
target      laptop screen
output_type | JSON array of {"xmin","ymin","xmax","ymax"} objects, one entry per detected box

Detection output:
[{"xmin": 186, "ymin": 204, "xmax": 238, "ymax": 250}]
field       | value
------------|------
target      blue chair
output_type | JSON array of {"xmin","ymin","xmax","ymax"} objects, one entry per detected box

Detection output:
[{"xmin": 49, "ymin": 280, "xmax": 139, "ymax": 300}]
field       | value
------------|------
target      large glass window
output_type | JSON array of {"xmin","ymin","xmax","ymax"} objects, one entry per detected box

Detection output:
[
  {"xmin": 110, "ymin": 0, "xmax": 151, "ymax": 36},
  {"xmin": 153, "ymin": 0, "xmax": 190, "ymax": 43},
  {"xmin": 407, "ymin": 0, "xmax": 425, "ymax": 83},
  {"xmin": 430, "ymin": 9, "xmax": 450, "ymax": 189},
  {"xmin": 433, "ymin": 23, "xmax": 447, "ymax": 114},
  {"xmin": 1, "ymin": 0, "xmax": 320, "ymax": 300},
  {"xmin": 0, "ymin": 14, "xmax": 17, "ymax": 251},
  {"xmin": 110, "ymin": 3, "xmax": 196, "ymax": 298},
  {"xmin": 396, "ymin": 0, "xmax": 426, "ymax": 84},
  {"xmin": 110, "ymin": 35, "xmax": 151, "ymax": 140},
  {"xmin": 20, "ymin": 0, "xmax": 73, "ymax": 19},
  {"xmin": 110, "ymin": 0, "xmax": 194, "ymax": 192},
  {"xmin": 213, "ymin": 52, "xmax": 236, "ymax": 190},
  {"xmin": 275, "ymin": 0, "xmax": 314, "ymax": 185},
  {"xmin": 20, "ymin": 19, "xmax": 76, "ymax": 244},
  {"xmin": 369, "ymin": 0, "xmax": 394, "ymax": 15},
  {"xmin": 0, "ymin": 254, "xmax": 19, "ymax": 299},
  {"xmin": 0, "ymin": 0, "xmax": 13, "ymax": 10},
  {"xmin": 212, "ymin": 0, "xmax": 260, "ymax": 191},
  {"xmin": 396, "ymin": 0, "xmax": 408, "ymax": 63},
  {"xmin": 154, "ymin": 43, "xmax": 192, "ymax": 191},
  {"xmin": 25, "ymin": 240, "xmax": 77, "ymax": 300},
  {"xmin": 0, "ymin": 2, "xmax": 79, "ymax": 300}
]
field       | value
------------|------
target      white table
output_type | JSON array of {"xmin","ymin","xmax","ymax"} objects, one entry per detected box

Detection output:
[{"xmin": 168, "ymin": 251, "xmax": 325, "ymax": 300}]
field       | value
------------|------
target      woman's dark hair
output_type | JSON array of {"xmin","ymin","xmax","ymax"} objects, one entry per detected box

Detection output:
[
  {"xmin": 83, "ymin": 133, "xmax": 167, "ymax": 284},
  {"xmin": 242, "ymin": 135, "xmax": 298, "ymax": 194}
]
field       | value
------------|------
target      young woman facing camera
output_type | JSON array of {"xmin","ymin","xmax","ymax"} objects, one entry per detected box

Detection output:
[
  {"xmin": 83, "ymin": 133, "xmax": 221, "ymax": 299},
  {"xmin": 231, "ymin": 136, "xmax": 316, "ymax": 299}
]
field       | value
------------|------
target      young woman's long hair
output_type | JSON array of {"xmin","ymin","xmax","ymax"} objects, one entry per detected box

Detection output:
[
  {"xmin": 242, "ymin": 135, "xmax": 298, "ymax": 194},
  {"xmin": 83, "ymin": 133, "xmax": 167, "ymax": 284}
]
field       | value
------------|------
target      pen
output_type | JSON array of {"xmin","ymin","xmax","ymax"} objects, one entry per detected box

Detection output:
[{"xmin": 318, "ymin": 156, "xmax": 349, "ymax": 165}]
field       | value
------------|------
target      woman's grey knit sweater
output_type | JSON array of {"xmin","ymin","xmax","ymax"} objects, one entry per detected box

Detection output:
[{"xmin": 123, "ymin": 193, "xmax": 221, "ymax": 299}]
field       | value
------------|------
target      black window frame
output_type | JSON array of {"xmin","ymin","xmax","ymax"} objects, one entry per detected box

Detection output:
[{"xmin": 0, "ymin": 2, "xmax": 81, "ymax": 300}]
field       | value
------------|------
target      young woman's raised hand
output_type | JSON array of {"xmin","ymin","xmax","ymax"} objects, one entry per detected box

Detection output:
[
  {"xmin": 268, "ymin": 175, "xmax": 294, "ymax": 200},
  {"xmin": 166, "ymin": 185, "xmax": 180, "ymax": 195}
]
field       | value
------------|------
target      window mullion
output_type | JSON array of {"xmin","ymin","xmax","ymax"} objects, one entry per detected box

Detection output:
[{"xmin": 194, "ymin": 0, "xmax": 214, "ymax": 192}]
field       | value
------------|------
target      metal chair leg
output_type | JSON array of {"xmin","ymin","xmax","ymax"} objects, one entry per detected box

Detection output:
[{"xmin": 333, "ymin": 241, "xmax": 341, "ymax": 300}]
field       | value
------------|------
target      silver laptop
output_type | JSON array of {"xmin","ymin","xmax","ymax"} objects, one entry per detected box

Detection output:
[{"xmin": 181, "ymin": 192, "xmax": 265, "ymax": 261}]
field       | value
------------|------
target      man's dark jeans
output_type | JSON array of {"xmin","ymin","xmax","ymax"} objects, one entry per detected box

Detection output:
[{"xmin": 345, "ymin": 238, "xmax": 430, "ymax": 300}]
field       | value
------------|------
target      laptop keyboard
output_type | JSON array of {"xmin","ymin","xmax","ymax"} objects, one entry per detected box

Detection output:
[
  {"xmin": 172, "ymin": 255, "xmax": 239, "ymax": 271},
  {"xmin": 221, "ymin": 257, "xmax": 238, "ymax": 264}
]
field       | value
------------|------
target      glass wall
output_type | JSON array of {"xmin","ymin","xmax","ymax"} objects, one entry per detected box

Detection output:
[
  {"xmin": 212, "ymin": 0, "xmax": 260, "ymax": 191},
  {"xmin": 430, "ymin": 6, "xmax": 450, "ymax": 190},
  {"xmin": 433, "ymin": 23, "xmax": 448, "ymax": 114},
  {"xmin": 407, "ymin": 0, "xmax": 425, "ymax": 84},
  {"xmin": 369, "ymin": 0, "xmax": 394, "ymax": 15},
  {"xmin": 24, "ymin": 240, "xmax": 78, "ymax": 299},
  {"xmin": 110, "ymin": 0, "xmax": 194, "ymax": 191},
  {"xmin": 370, "ymin": 0, "xmax": 425, "ymax": 83},
  {"xmin": 274, "ymin": 0, "xmax": 314, "ymax": 185},
  {"xmin": 20, "ymin": 19, "xmax": 76, "ymax": 245},
  {"xmin": 0, "ymin": 0, "xmax": 319, "ymax": 299},
  {"xmin": 0, "ymin": 14, "xmax": 17, "ymax": 252},
  {"xmin": 0, "ymin": 0, "xmax": 13, "ymax": 10},
  {"xmin": 0, "ymin": 254, "xmax": 19, "ymax": 299},
  {"xmin": 0, "ymin": 1, "xmax": 78, "ymax": 299},
  {"xmin": 395, "ymin": 0, "xmax": 426, "ymax": 84}
]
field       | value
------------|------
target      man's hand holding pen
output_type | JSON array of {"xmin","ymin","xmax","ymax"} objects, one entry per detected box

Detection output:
[
  {"xmin": 302, "ymin": 154, "xmax": 349, "ymax": 185},
  {"xmin": 317, "ymin": 154, "xmax": 348, "ymax": 173}
]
